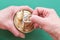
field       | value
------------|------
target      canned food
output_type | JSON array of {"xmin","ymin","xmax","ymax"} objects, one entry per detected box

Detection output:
[{"xmin": 14, "ymin": 10, "xmax": 34, "ymax": 33}]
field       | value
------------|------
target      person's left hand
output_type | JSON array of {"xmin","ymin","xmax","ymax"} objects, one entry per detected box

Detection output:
[{"xmin": 0, "ymin": 6, "xmax": 33, "ymax": 38}]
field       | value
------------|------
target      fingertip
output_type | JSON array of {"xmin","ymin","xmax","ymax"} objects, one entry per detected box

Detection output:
[{"xmin": 19, "ymin": 32, "xmax": 25, "ymax": 38}]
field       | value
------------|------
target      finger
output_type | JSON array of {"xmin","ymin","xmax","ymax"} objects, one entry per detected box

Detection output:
[
  {"xmin": 36, "ymin": 7, "xmax": 50, "ymax": 17},
  {"xmin": 30, "ymin": 15, "xmax": 45, "ymax": 25},
  {"xmin": 36, "ymin": 7, "xmax": 49, "ymax": 13},
  {"xmin": 13, "ymin": 6, "xmax": 33, "ymax": 13},
  {"xmin": 31, "ymin": 9, "xmax": 39, "ymax": 28},
  {"xmin": 10, "ymin": 27, "xmax": 25, "ymax": 38},
  {"xmin": 9, "ymin": 6, "xmax": 33, "ymax": 19},
  {"xmin": 9, "ymin": 26, "xmax": 25, "ymax": 38},
  {"xmin": 32, "ymin": 9, "xmax": 38, "ymax": 15},
  {"xmin": 7, "ymin": 20, "xmax": 25, "ymax": 38},
  {"xmin": 1, "ymin": 6, "xmax": 33, "ymax": 13}
]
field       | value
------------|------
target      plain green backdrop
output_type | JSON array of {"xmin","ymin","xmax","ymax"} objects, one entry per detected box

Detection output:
[{"xmin": 0, "ymin": 0, "xmax": 60, "ymax": 40}]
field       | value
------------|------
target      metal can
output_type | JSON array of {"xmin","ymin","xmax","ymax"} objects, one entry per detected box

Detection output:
[{"xmin": 13, "ymin": 10, "xmax": 34, "ymax": 33}]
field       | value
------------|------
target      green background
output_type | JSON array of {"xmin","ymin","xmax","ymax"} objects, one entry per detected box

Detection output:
[{"xmin": 0, "ymin": 0, "xmax": 60, "ymax": 40}]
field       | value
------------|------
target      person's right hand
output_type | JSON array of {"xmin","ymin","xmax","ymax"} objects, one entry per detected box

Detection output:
[{"xmin": 30, "ymin": 7, "xmax": 60, "ymax": 40}]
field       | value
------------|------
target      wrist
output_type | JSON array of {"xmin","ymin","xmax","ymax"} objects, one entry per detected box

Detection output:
[{"xmin": 49, "ymin": 25, "xmax": 60, "ymax": 40}]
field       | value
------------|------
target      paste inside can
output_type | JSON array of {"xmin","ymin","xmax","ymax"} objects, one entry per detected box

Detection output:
[{"xmin": 14, "ymin": 10, "xmax": 34, "ymax": 33}]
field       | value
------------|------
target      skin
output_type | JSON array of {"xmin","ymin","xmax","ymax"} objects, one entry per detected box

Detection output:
[
  {"xmin": 0, "ymin": 6, "xmax": 33, "ymax": 38},
  {"xmin": 30, "ymin": 7, "xmax": 60, "ymax": 40},
  {"xmin": 0, "ymin": 6, "xmax": 60, "ymax": 40}
]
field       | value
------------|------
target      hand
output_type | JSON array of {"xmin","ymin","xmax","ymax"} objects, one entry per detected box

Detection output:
[
  {"xmin": 0, "ymin": 6, "xmax": 33, "ymax": 38},
  {"xmin": 30, "ymin": 7, "xmax": 60, "ymax": 40}
]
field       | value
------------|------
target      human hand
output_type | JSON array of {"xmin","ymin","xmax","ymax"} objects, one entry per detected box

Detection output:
[
  {"xmin": 0, "ymin": 6, "xmax": 33, "ymax": 38},
  {"xmin": 30, "ymin": 7, "xmax": 60, "ymax": 40}
]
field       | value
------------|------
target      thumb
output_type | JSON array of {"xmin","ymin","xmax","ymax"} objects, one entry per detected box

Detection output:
[
  {"xmin": 6, "ymin": 20, "xmax": 25, "ymax": 38},
  {"xmin": 30, "ymin": 15, "xmax": 45, "ymax": 25}
]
